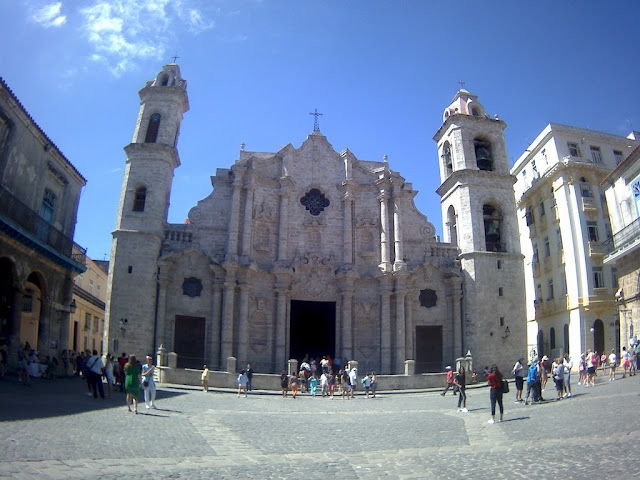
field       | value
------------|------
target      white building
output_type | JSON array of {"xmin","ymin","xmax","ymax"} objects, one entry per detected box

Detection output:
[
  {"xmin": 602, "ymin": 142, "xmax": 640, "ymax": 351},
  {"xmin": 512, "ymin": 123, "xmax": 637, "ymax": 362}
]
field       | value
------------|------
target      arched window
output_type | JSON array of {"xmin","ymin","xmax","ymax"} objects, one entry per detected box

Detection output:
[
  {"xmin": 160, "ymin": 74, "xmax": 169, "ymax": 86},
  {"xmin": 593, "ymin": 319, "xmax": 604, "ymax": 354},
  {"xmin": 537, "ymin": 330, "xmax": 544, "ymax": 358},
  {"xmin": 133, "ymin": 186, "xmax": 146, "ymax": 212},
  {"xmin": 447, "ymin": 206, "xmax": 457, "ymax": 246},
  {"xmin": 483, "ymin": 204, "xmax": 503, "ymax": 252},
  {"xmin": 550, "ymin": 327, "xmax": 556, "ymax": 350},
  {"xmin": 442, "ymin": 141, "xmax": 452, "ymax": 172},
  {"xmin": 475, "ymin": 138, "xmax": 493, "ymax": 171},
  {"xmin": 471, "ymin": 106, "xmax": 481, "ymax": 116},
  {"xmin": 144, "ymin": 113, "xmax": 161, "ymax": 143},
  {"xmin": 579, "ymin": 177, "xmax": 592, "ymax": 198}
]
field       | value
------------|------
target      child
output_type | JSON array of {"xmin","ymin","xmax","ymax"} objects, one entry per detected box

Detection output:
[
  {"xmin": 202, "ymin": 364, "xmax": 210, "ymax": 392},
  {"xmin": 309, "ymin": 373, "xmax": 318, "ymax": 396},
  {"xmin": 289, "ymin": 373, "xmax": 299, "ymax": 399},
  {"xmin": 237, "ymin": 369, "xmax": 248, "ymax": 397}
]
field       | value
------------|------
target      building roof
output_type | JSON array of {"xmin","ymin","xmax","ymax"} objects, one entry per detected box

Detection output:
[{"xmin": 0, "ymin": 76, "xmax": 86, "ymax": 183}]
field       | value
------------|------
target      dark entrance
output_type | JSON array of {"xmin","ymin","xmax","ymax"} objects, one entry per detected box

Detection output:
[
  {"xmin": 174, "ymin": 315, "xmax": 205, "ymax": 368},
  {"xmin": 290, "ymin": 300, "xmax": 335, "ymax": 362},
  {"xmin": 415, "ymin": 326, "xmax": 443, "ymax": 373}
]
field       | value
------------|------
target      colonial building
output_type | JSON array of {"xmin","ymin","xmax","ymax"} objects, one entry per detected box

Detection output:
[
  {"xmin": 105, "ymin": 64, "xmax": 526, "ymax": 374},
  {"xmin": 511, "ymin": 124, "xmax": 638, "ymax": 361},
  {"xmin": 602, "ymin": 142, "xmax": 640, "ymax": 351},
  {"xmin": 70, "ymin": 247, "xmax": 108, "ymax": 354},
  {"xmin": 0, "ymin": 77, "xmax": 86, "ymax": 361}
]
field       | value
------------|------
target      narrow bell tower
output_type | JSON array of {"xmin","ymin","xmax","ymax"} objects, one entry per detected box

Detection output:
[
  {"xmin": 105, "ymin": 63, "xmax": 189, "ymax": 357},
  {"xmin": 434, "ymin": 88, "xmax": 526, "ymax": 372}
]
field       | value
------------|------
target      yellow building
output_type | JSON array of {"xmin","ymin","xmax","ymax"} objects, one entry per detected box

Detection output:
[{"xmin": 69, "ymin": 247, "xmax": 108, "ymax": 354}]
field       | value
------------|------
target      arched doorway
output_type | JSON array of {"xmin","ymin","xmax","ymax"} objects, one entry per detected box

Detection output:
[{"xmin": 593, "ymin": 319, "xmax": 604, "ymax": 354}]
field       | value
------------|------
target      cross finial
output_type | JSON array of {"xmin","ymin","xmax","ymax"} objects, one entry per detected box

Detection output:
[
  {"xmin": 458, "ymin": 80, "xmax": 466, "ymax": 90},
  {"xmin": 309, "ymin": 108, "xmax": 323, "ymax": 131},
  {"xmin": 171, "ymin": 54, "xmax": 180, "ymax": 63}
]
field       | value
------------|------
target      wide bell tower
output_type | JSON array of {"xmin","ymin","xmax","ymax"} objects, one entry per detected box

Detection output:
[
  {"xmin": 433, "ymin": 89, "xmax": 526, "ymax": 372},
  {"xmin": 105, "ymin": 63, "xmax": 189, "ymax": 357}
]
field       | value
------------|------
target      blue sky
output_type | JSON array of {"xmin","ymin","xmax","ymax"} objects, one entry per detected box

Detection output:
[{"xmin": 1, "ymin": 0, "xmax": 638, "ymax": 260}]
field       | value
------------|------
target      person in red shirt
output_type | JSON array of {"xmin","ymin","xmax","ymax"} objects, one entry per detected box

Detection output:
[
  {"xmin": 440, "ymin": 366, "xmax": 456, "ymax": 396},
  {"xmin": 118, "ymin": 353, "xmax": 128, "ymax": 392},
  {"xmin": 486, "ymin": 364, "xmax": 504, "ymax": 424}
]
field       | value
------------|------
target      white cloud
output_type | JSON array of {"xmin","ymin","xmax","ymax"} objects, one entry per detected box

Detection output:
[
  {"xmin": 78, "ymin": 0, "xmax": 217, "ymax": 77},
  {"xmin": 31, "ymin": 2, "xmax": 67, "ymax": 27}
]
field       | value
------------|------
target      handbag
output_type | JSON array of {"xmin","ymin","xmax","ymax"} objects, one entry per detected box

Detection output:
[
  {"xmin": 502, "ymin": 379, "xmax": 509, "ymax": 393},
  {"xmin": 142, "ymin": 379, "xmax": 149, "ymax": 388}
]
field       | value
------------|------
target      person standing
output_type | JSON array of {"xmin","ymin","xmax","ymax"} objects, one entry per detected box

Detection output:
[
  {"xmin": 454, "ymin": 366, "xmax": 467, "ymax": 412},
  {"xmin": 486, "ymin": 364, "xmax": 504, "ymax": 423},
  {"xmin": 118, "ymin": 353, "xmax": 127, "ymax": 392},
  {"xmin": 141, "ymin": 356, "xmax": 157, "ymax": 408},
  {"xmin": 563, "ymin": 354, "xmax": 573, "ymax": 398},
  {"xmin": 102, "ymin": 354, "xmax": 115, "ymax": 399},
  {"xmin": 552, "ymin": 358, "xmax": 564, "ymax": 400},
  {"xmin": 341, "ymin": 369, "xmax": 350, "ymax": 399},
  {"xmin": 86, "ymin": 350, "xmax": 105, "ymax": 399},
  {"xmin": 608, "ymin": 349, "xmax": 617, "ymax": 381},
  {"xmin": 237, "ymin": 369, "xmax": 248, "ymax": 397},
  {"xmin": 202, "ymin": 364, "xmax": 210, "ymax": 392},
  {"xmin": 586, "ymin": 349, "xmax": 597, "ymax": 387},
  {"xmin": 370, "ymin": 371, "xmax": 378, "ymax": 398},
  {"xmin": 362, "ymin": 373, "xmax": 372, "ymax": 398},
  {"xmin": 349, "ymin": 367, "xmax": 358, "ymax": 399},
  {"xmin": 124, "ymin": 355, "xmax": 141, "ymax": 413},
  {"xmin": 309, "ymin": 373, "xmax": 318, "ymax": 396},
  {"xmin": 289, "ymin": 372, "xmax": 299, "ymax": 399},
  {"xmin": 246, "ymin": 363, "xmax": 254, "ymax": 391},
  {"xmin": 511, "ymin": 357, "xmax": 525, "ymax": 403},
  {"xmin": 280, "ymin": 370, "xmax": 289, "ymax": 398},
  {"xmin": 621, "ymin": 347, "xmax": 630, "ymax": 378}
]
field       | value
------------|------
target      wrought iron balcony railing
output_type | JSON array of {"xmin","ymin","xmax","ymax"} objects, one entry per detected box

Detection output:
[{"xmin": 603, "ymin": 217, "xmax": 640, "ymax": 256}]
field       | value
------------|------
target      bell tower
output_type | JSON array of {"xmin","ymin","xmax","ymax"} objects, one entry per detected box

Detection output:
[
  {"xmin": 434, "ymin": 89, "xmax": 526, "ymax": 371},
  {"xmin": 105, "ymin": 63, "xmax": 189, "ymax": 357}
]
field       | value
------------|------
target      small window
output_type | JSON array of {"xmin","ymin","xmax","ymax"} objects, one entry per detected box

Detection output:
[
  {"xmin": 22, "ymin": 295, "xmax": 33, "ymax": 312},
  {"xmin": 133, "ymin": 186, "xmax": 146, "ymax": 212},
  {"xmin": 590, "ymin": 146, "xmax": 602, "ymax": 164},
  {"xmin": 587, "ymin": 222, "xmax": 599, "ymax": 242},
  {"xmin": 144, "ymin": 113, "xmax": 161, "ymax": 143},
  {"xmin": 613, "ymin": 150, "xmax": 624, "ymax": 165},
  {"xmin": 580, "ymin": 177, "xmax": 592, "ymax": 198},
  {"xmin": 499, "ymin": 317, "xmax": 505, "ymax": 327},
  {"xmin": 556, "ymin": 227, "xmax": 563, "ymax": 250},
  {"xmin": 550, "ymin": 327, "xmax": 556, "ymax": 350},
  {"xmin": 544, "ymin": 237, "xmax": 550, "ymax": 257},
  {"xmin": 593, "ymin": 267, "xmax": 604, "ymax": 288},
  {"xmin": 539, "ymin": 198, "xmax": 545, "ymax": 217},
  {"xmin": 568, "ymin": 142, "xmax": 580, "ymax": 157},
  {"xmin": 547, "ymin": 279, "xmax": 554, "ymax": 300},
  {"xmin": 128, "ymin": 265, "xmax": 133, "ymax": 274},
  {"xmin": 537, "ymin": 284, "xmax": 542, "ymax": 301},
  {"xmin": 498, "ymin": 287, "xmax": 503, "ymax": 296},
  {"xmin": 497, "ymin": 260, "xmax": 501, "ymax": 270}
]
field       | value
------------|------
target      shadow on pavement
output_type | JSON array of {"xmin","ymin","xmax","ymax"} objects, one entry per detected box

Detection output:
[{"xmin": 0, "ymin": 375, "xmax": 189, "ymax": 422}]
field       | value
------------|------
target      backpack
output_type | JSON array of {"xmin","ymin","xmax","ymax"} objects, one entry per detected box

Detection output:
[{"xmin": 527, "ymin": 364, "xmax": 538, "ymax": 382}]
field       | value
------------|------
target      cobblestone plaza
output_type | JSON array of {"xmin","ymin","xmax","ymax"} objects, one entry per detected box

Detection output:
[{"xmin": 1, "ymin": 375, "xmax": 638, "ymax": 479}]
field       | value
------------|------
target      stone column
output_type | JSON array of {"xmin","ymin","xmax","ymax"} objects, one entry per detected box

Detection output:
[
  {"xmin": 220, "ymin": 272, "xmax": 237, "ymax": 364},
  {"xmin": 393, "ymin": 196, "xmax": 406, "ymax": 271},
  {"xmin": 274, "ymin": 287, "xmax": 288, "ymax": 371},
  {"xmin": 380, "ymin": 278, "xmax": 392, "ymax": 373},
  {"xmin": 342, "ymin": 191, "xmax": 354, "ymax": 265},
  {"xmin": 226, "ymin": 176, "xmax": 243, "ymax": 261},
  {"xmin": 241, "ymin": 179, "xmax": 254, "ymax": 260},
  {"xmin": 211, "ymin": 276, "xmax": 223, "ymax": 370},
  {"xmin": 341, "ymin": 288, "xmax": 354, "ymax": 362},
  {"xmin": 378, "ymin": 192, "xmax": 391, "ymax": 271},
  {"xmin": 155, "ymin": 267, "xmax": 171, "ymax": 352},
  {"xmin": 395, "ymin": 287, "xmax": 406, "ymax": 374},
  {"xmin": 236, "ymin": 281, "xmax": 251, "ymax": 365},
  {"xmin": 405, "ymin": 290, "xmax": 414, "ymax": 358},
  {"xmin": 277, "ymin": 180, "xmax": 291, "ymax": 261}
]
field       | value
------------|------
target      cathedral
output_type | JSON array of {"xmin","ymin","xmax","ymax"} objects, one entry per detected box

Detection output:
[{"xmin": 105, "ymin": 63, "xmax": 526, "ymax": 375}]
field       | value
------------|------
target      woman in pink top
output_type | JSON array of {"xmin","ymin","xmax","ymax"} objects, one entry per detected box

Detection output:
[{"xmin": 486, "ymin": 364, "xmax": 504, "ymax": 424}]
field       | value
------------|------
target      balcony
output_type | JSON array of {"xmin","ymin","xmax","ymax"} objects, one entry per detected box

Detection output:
[
  {"xmin": 0, "ymin": 185, "xmax": 86, "ymax": 271},
  {"xmin": 603, "ymin": 217, "xmax": 640, "ymax": 263},
  {"xmin": 581, "ymin": 197, "xmax": 597, "ymax": 214},
  {"xmin": 588, "ymin": 241, "xmax": 603, "ymax": 258}
]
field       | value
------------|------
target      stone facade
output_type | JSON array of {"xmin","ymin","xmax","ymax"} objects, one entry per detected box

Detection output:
[
  {"xmin": 105, "ymin": 66, "xmax": 526, "ymax": 375},
  {"xmin": 0, "ymin": 77, "xmax": 86, "ymax": 362}
]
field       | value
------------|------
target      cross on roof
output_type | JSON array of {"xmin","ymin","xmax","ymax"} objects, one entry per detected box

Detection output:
[
  {"xmin": 171, "ymin": 54, "xmax": 180, "ymax": 63},
  {"xmin": 458, "ymin": 80, "xmax": 466, "ymax": 89},
  {"xmin": 309, "ymin": 108, "xmax": 323, "ymax": 131}
]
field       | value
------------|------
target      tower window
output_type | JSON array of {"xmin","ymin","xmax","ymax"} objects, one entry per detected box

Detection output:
[
  {"xmin": 483, "ymin": 204, "xmax": 503, "ymax": 252},
  {"xmin": 144, "ymin": 113, "xmax": 161, "ymax": 143},
  {"xmin": 133, "ymin": 186, "xmax": 147, "ymax": 212},
  {"xmin": 160, "ymin": 74, "xmax": 169, "ymax": 86},
  {"xmin": 613, "ymin": 150, "xmax": 623, "ymax": 165},
  {"xmin": 475, "ymin": 139, "xmax": 493, "ymax": 171},
  {"xmin": 442, "ymin": 141, "xmax": 453, "ymax": 172}
]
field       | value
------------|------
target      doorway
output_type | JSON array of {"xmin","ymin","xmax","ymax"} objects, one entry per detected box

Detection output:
[
  {"xmin": 174, "ymin": 315, "xmax": 205, "ymax": 368},
  {"xmin": 415, "ymin": 326, "xmax": 443, "ymax": 373},
  {"xmin": 289, "ymin": 300, "xmax": 335, "ymax": 362}
]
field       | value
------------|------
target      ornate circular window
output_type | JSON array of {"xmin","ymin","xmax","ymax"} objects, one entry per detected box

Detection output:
[{"xmin": 300, "ymin": 188, "xmax": 330, "ymax": 216}]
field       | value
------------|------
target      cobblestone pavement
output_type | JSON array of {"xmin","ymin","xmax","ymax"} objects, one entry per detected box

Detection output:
[{"xmin": 1, "ymin": 373, "xmax": 639, "ymax": 479}]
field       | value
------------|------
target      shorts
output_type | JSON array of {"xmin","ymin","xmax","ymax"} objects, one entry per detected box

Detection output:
[
  {"xmin": 515, "ymin": 376, "xmax": 524, "ymax": 390},
  {"xmin": 587, "ymin": 367, "xmax": 595, "ymax": 375},
  {"xmin": 554, "ymin": 378, "xmax": 564, "ymax": 391}
]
